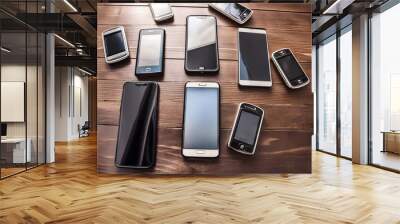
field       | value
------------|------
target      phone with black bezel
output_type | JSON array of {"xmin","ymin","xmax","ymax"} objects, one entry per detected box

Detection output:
[{"xmin": 185, "ymin": 15, "xmax": 219, "ymax": 74}]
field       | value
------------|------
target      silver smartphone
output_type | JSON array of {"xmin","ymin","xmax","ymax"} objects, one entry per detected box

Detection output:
[
  {"xmin": 209, "ymin": 3, "xmax": 253, "ymax": 24},
  {"xmin": 238, "ymin": 28, "xmax": 272, "ymax": 87},
  {"xmin": 150, "ymin": 3, "xmax": 173, "ymax": 22},
  {"xmin": 182, "ymin": 82, "xmax": 219, "ymax": 158},
  {"xmin": 272, "ymin": 48, "xmax": 310, "ymax": 89},
  {"xmin": 102, "ymin": 26, "xmax": 129, "ymax": 64}
]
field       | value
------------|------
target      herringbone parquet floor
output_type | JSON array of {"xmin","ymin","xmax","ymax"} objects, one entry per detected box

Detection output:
[{"xmin": 1, "ymin": 134, "xmax": 400, "ymax": 224}]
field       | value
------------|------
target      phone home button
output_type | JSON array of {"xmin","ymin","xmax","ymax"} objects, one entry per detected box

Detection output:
[{"xmin": 145, "ymin": 67, "xmax": 151, "ymax": 72}]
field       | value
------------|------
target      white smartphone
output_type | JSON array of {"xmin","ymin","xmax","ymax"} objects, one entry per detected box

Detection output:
[
  {"xmin": 102, "ymin": 26, "xmax": 129, "ymax": 64},
  {"xmin": 182, "ymin": 82, "xmax": 220, "ymax": 158},
  {"xmin": 150, "ymin": 3, "xmax": 173, "ymax": 22},
  {"xmin": 209, "ymin": 3, "xmax": 253, "ymax": 24},
  {"xmin": 272, "ymin": 48, "xmax": 310, "ymax": 89},
  {"xmin": 238, "ymin": 28, "xmax": 272, "ymax": 87}
]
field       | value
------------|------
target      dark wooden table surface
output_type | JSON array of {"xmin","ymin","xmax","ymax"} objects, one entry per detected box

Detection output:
[{"xmin": 97, "ymin": 3, "xmax": 313, "ymax": 175}]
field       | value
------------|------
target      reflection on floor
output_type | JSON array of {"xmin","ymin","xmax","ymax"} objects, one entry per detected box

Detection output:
[
  {"xmin": 373, "ymin": 150, "xmax": 400, "ymax": 171},
  {"xmin": 0, "ymin": 167, "xmax": 25, "ymax": 178},
  {"xmin": 0, "ymin": 162, "xmax": 42, "ymax": 178},
  {"xmin": 0, "ymin": 135, "xmax": 400, "ymax": 223}
]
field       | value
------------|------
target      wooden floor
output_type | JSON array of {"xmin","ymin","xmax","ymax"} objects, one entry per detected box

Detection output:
[{"xmin": 1, "ymin": 135, "xmax": 400, "ymax": 223}]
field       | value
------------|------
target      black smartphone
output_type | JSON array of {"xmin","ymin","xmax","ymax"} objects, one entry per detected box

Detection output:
[
  {"xmin": 228, "ymin": 103, "xmax": 264, "ymax": 155},
  {"xmin": 182, "ymin": 82, "xmax": 220, "ymax": 158},
  {"xmin": 272, "ymin": 48, "xmax": 310, "ymax": 89},
  {"xmin": 185, "ymin": 15, "xmax": 219, "ymax": 73},
  {"xmin": 135, "ymin": 28, "xmax": 165, "ymax": 76},
  {"xmin": 115, "ymin": 82, "xmax": 159, "ymax": 169}
]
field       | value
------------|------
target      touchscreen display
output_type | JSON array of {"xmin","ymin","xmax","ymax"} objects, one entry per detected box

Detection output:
[
  {"xmin": 214, "ymin": 3, "xmax": 249, "ymax": 20},
  {"xmin": 239, "ymin": 31, "xmax": 271, "ymax": 81},
  {"xmin": 138, "ymin": 34, "xmax": 162, "ymax": 67},
  {"xmin": 186, "ymin": 16, "xmax": 218, "ymax": 71},
  {"xmin": 276, "ymin": 54, "xmax": 307, "ymax": 81},
  {"xmin": 233, "ymin": 111, "xmax": 261, "ymax": 145},
  {"xmin": 183, "ymin": 86, "xmax": 219, "ymax": 149},
  {"xmin": 104, "ymin": 31, "xmax": 126, "ymax": 56},
  {"xmin": 115, "ymin": 83, "xmax": 157, "ymax": 168}
]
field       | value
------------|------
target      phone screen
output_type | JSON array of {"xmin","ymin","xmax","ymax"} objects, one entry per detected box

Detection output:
[
  {"xmin": 115, "ymin": 82, "xmax": 158, "ymax": 168},
  {"xmin": 186, "ymin": 16, "xmax": 218, "ymax": 71},
  {"xmin": 138, "ymin": 33, "xmax": 162, "ymax": 67},
  {"xmin": 183, "ymin": 85, "xmax": 219, "ymax": 149},
  {"xmin": 276, "ymin": 53, "xmax": 308, "ymax": 82},
  {"xmin": 104, "ymin": 31, "xmax": 126, "ymax": 56},
  {"xmin": 233, "ymin": 110, "xmax": 261, "ymax": 145},
  {"xmin": 214, "ymin": 3, "xmax": 250, "ymax": 20},
  {"xmin": 239, "ymin": 30, "xmax": 271, "ymax": 81}
]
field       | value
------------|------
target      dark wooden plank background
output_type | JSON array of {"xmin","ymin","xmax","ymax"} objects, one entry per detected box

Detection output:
[{"xmin": 97, "ymin": 3, "xmax": 313, "ymax": 174}]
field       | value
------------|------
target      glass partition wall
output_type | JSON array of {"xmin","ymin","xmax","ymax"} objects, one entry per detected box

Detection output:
[
  {"xmin": 316, "ymin": 25, "xmax": 353, "ymax": 159},
  {"xmin": 0, "ymin": 1, "xmax": 46, "ymax": 179}
]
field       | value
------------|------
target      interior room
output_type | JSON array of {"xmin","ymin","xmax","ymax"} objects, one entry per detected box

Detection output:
[{"xmin": 1, "ymin": 0, "xmax": 400, "ymax": 223}]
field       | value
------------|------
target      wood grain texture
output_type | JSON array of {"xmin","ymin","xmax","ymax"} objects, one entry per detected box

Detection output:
[
  {"xmin": 2, "ymin": 136, "xmax": 400, "ymax": 223},
  {"xmin": 98, "ymin": 125, "xmax": 311, "ymax": 174},
  {"xmin": 97, "ymin": 3, "xmax": 313, "ymax": 174}
]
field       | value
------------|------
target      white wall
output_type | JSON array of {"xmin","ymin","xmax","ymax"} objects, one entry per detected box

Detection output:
[{"xmin": 54, "ymin": 66, "xmax": 89, "ymax": 141}]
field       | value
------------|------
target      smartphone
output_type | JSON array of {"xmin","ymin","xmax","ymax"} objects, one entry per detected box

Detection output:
[
  {"xmin": 209, "ymin": 3, "xmax": 253, "ymax": 24},
  {"xmin": 115, "ymin": 82, "xmax": 159, "ymax": 169},
  {"xmin": 238, "ymin": 28, "xmax": 272, "ymax": 87},
  {"xmin": 135, "ymin": 28, "xmax": 165, "ymax": 76},
  {"xmin": 182, "ymin": 82, "xmax": 220, "ymax": 158},
  {"xmin": 228, "ymin": 103, "xmax": 264, "ymax": 155},
  {"xmin": 272, "ymin": 48, "xmax": 310, "ymax": 89},
  {"xmin": 150, "ymin": 3, "xmax": 173, "ymax": 22},
  {"xmin": 185, "ymin": 15, "xmax": 219, "ymax": 73},
  {"xmin": 102, "ymin": 26, "xmax": 129, "ymax": 64}
]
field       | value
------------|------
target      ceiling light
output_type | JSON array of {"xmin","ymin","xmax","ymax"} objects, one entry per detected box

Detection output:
[
  {"xmin": 63, "ymin": 0, "xmax": 78, "ymax": 12},
  {"xmin": 54, "ymin": 34, "xmax": 75, "ymax": 48},
  {"xmin": 77, "ymin": 67, "xmax": 94, "ymax": 76},
  {"xmin": 1, "ymin": 47, "xmax": 11, "ymax": 53}
]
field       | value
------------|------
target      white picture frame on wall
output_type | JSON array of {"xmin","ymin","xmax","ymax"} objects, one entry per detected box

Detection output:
[{"xmin": 1, "ymin": 81, "xmax": 25, "ymax": 122}]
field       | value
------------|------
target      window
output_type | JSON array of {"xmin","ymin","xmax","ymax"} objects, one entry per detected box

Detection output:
[
  {"xmin": 339, "ymin": 27, "xmax": 352, "ymax": 158},
  {"xmin": 370, "ymin": 3, "xmax": 400, "ymax": 171},
  {"xmin": 316, "ymin": 25, "xmax": 353, "ymax": 159},
  {"xmin": 317, "ymin": 35, "xmax": 337, "ymax": 154}
]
